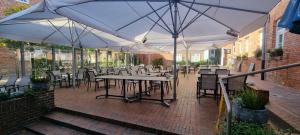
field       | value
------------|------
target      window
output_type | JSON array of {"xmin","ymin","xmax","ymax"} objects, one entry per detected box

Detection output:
[
  {"xmin": 176, "ymin": 54, "xmax": 182, "ymax": 62},
  {"xmin": 276, "ymin": 19, "xmax": 285, "ymax": 48},
  {"xmin": 191, "ymin": 53, "xmax": 200, "ymax": 62},
  {"xmin": 209, "ymin": 49, "xmax": 216, "ymax": 58},
  {"xmin": 245, "ymin": 37, "xmax": 249, "ymax": 52},
  {"xmin": 259, "ymin": 30, "xmax": 264, "ymax": 49}
]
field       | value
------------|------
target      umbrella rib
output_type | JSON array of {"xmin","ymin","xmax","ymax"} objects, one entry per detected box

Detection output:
[
  {"xmin": 73, "ymin": 23, "xmax": 88, "ymax": 48},
  {"xmin": 116, "ymin": 4, "xmax": 169, "ymax": 31},
  {"xmin": 47, "ymin": 20, "xmax": 72, "ymax": 44},
  {"xmin": 42, "ymin": 21, "xmax": 69, "ymax": 43},
  {"xmin": 180, "ymin": 0, "xmax": 268, "ymax": 14},
  {"xmin": 147, "ymin": 1, "xmax": 174, "ymax": 34},
  {"xmin": 178, "ymin": 6, "xmax": 211, "ymax": 34},
  {"xmin": 169, "ymin": 0, "xmax": 175, "ymax": 30},
  {"xmin": 146, "ymin": 16, "xmax": 173, "ymax": 34},
  {"xmin": 177, "ymin": 0, "xmax": 195, "ymax": 32},
  {"xmin": 126, "ymin": 1, "xmax": 172, "ymax": 35},
  {"xmin": 143, "ymin": 6, "xmax": 172, "ymax": 39},
  {"xmin": 179, "ymin": 2, "xmax": 238, "ymax": 32},
  {"xmin": 73, "ymin": 26, "xmax": 88, "ymax": 45}
]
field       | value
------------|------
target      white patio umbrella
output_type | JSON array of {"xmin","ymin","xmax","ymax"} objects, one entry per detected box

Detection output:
[
  {"xmin": 0, "ymin": 1, "xmax": 134, "ymax": 87},
  {"xmin": 0, "ymin": 0, "xmax": 281, "ymax": 99}
]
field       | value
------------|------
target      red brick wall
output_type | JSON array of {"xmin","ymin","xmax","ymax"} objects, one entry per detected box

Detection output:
[
  {"xmin": 265, "ymin": 0, "xmax": 300, "ymax": 88},
  {"xmin": 0, "ymin": 90, "xmax": 54, "ymax": 134},
  {"xmin": 0, "ymin": 47, "xmax": 18, "ymax": 75},
  {"xmin": 137, "ymin": 53, "xmax": 172, "ymax": 67}
]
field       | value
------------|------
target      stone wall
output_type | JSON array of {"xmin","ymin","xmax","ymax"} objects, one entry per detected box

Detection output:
[{"xmin": 0, "ymin": 90, "xmax": 55, "ymax": 134}]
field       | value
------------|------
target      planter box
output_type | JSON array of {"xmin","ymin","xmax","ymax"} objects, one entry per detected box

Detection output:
[
  {"xmin": 272, "ymin": 56, "xmax": 283, "ymax": 61},
  {"xmin": 32, "ymin": 82, "xmax": 49, "ymax": 91},
  {"xmin": 0, "ymin": 90, "xmax": 54, "ymax": 134},
  {"xmin": 233, "ymin": 99, "xmax": 268, "ymax": 124}
]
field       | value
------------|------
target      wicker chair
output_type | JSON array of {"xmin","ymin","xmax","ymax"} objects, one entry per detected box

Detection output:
[
  {"xmin": 87, "ymin": 71, "xmax": 104, "ymax": 91},
  {"xmin": 11, "ymin": 76, "xmax": 31, "ymax": 96},
  {"xmin": 226, "ymin": 75, "xmax": 248, "ymax": 97},
  {"xmin": 216, "ymin": 69, "xmax": 230, "ymax": 76},
  {"xmin": 198, "ymin": 69, "xmax": 211, "ymax": 74},
  {"xmin": 197, "ymin": 74, "xmax": 218, "ymax": 99},
  {"xmin": 120, "ymin": 70, "xmax": 137, "ymax": 96},
  {"xmin": 49, "ymin": 71, "xmax": 67, "ymax": 89},
  {"xmin": 0, "ymin": 74, "xmax": 17, "ymax": 96},
  {"xmin": 75, "ymin": 69, "xmax": 85, "ymax": 87}
]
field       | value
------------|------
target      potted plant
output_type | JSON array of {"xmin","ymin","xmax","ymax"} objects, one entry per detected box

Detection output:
[
  {"xmin": 233, "ymin": 88, "xmax": 268, "ymax": 124},
  {"xmin": 242, "ymin": 53, "xmax": 248, "ymax": 60},
  {"xmin": 31, "ymin": 58, "xmax": 49, "ymax": 91},
  {"xmin": 254, "ymin": 49, "xmax": 262, "ymax": 60},
  {"xmin": 270, "ymin": 48, "xmax": 283, "ymax": 60},
  {"xmin": 236, "ymin": 55, "xmax": 242, "ymax": 61},
  {"xmin": 0, "ymin": 92, "xmax": 10, "ymax": 102},
  {"xmin": 152, "ymin": 58, "xmax": 163, "ymax": 68}
]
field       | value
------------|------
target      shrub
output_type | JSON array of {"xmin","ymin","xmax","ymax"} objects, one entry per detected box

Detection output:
[
  {"xmin": 230, "ymin": 121, "xmax": 277, "ymax": 135},
  {"xmin": 31, "ymin": 77, "xmax": 49, "ymax": 83},
  {"xmin": 242, "ymin": 53, "xmax": 248, "ymax": 59},
  {"xmin": 24, "ymin": 89, "xmax": 37, "ymax": 101},
  {"xmin": 152, "ymin": 58, "xmax": 163, "ymax": 67},
  {"xmin": 255, "ymin": 49, "xmax": 262, "ymax": 59},
  {"xmin": 272, "ymin": 48, "xmax": 283, "ymax": 57},
  {"xmin": 239, "ymin": 88, "xmax": 266, "ymax": 110},
  {"xmin": 0, "ymin": 92, "xmax": 10, "ymax": 102}
]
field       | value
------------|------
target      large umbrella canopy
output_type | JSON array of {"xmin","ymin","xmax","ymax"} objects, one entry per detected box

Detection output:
[
  {"xmin": 43, "ymin": 0, "xmax": 280, "ymax": 46},
  {"xmin": 279, "ymin": 0, "xmax": 300, "ymax": 34},
  {"xmin": 0, "ymin": 1, "xmax": 133, "ymax": 48}
]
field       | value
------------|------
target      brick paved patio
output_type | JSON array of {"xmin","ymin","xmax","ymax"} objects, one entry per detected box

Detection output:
[{"xmin": 55, "ymin": 73, "xmax": 218, "ymax": 135}]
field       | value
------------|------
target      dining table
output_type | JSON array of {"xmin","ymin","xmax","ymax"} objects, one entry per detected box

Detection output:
[{"xmin": 95, "ymin": 75, "xmax": 173, "ymax": 107}]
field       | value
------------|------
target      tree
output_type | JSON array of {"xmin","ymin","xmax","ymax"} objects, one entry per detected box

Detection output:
[
  {"xmin": 3, "ymin": 3, "xmax": 29, "ymax": 16},
  {"xmin": 0, "ymin": 3, "xmax": 30, "ymax": 50}
]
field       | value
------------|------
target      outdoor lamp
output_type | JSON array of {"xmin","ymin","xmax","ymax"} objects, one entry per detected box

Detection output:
[
  {"xmin": 226, "ymin": 29, "xmax": 238, "ymax": 37},
  {"xmin": 142, "ymin": 37, "xmax": 147, "ymax": 43}
]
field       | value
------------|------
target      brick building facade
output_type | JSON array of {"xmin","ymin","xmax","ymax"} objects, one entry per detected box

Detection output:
[{"xmin": 224, "ymin": 0, "xmax": 300, "ymax": 90}]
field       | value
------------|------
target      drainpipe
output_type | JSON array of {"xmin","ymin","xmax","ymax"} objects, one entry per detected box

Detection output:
[
  {"xmin": 20, "ymin": 43, "xmax": 26, "ymax": 77},
  {"xmin": 261, "ymin": 15, "xmax": 269, "ymax": 80}
]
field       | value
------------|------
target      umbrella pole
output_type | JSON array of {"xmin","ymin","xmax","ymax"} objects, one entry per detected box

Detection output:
[
  {"xmin": 173, "ymin": 34, "xmax": 178, "ymax": 100},
  {"xmin": 51, "ymin": 47, "xmax": 55, "ymax": 71},
  {"xmin": 172, "ymin": 1, "xmax": 179, "ymax": 100},
  {"xmin": 20, "ymin": 43, "xmax": 26, "ymax": 77},
  {"xmin": 261, "ymin": 16, "xmax": 269, "ymax": 80},
  {"xmin": 80, "ymin": 48, "xmax": 84, "ymax": 68},
  {"xmin": 185, "ymin": 46, "xmax": 189, "ymax": 78},
  {"xmin": 72, "ymin": 46, "xmax": 76, "ymax": 88},
  {"xmin": 95, "ymin": 49, "xmax": 99, "ymax": 72}
]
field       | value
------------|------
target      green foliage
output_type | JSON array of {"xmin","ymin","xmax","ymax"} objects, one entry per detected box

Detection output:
[
  {"xmin": 229, "ymin": 121, "xmax": 277, "ymax": 135},
  {"xmin": 152, "ymin": 58, "xmax": 163, "ymax": 67},
  {"xmin": 191, "ymin": 60, "xmax": 210, "ymax": 67},
  {"xmin": 3, "ymin": 3, "xmax": 29, "ymax": 16},
  {"xmin": 242, "ymin": 53, "xmax": 248, "ymax": 59},
  {"xmin": 238, "ymin": 88, "xmax": 266, "ymax": 110},
  {"xmin": 176, "ymin": 61, "xmax": 186, "ymax": 66},
  {"xmin": 0, "ymin": 38, "xmax": 23, "ymax": 51},
  {"xmin": 0, "ymin": 92, "xmax": 10, "ymax": 102},
  {"xmin": 24, "ymin": 89, "xmax": 37, "ymax": 100},
  {"xmin": 31, "ymin": 58, "xmax": 50, "ymax": 82},
  {"xmin": 255, "ymin": 49, "xmax": 262, "ymax": 59},
  {"xmin": 271, "ymin": 48, "xmax": 283, "ymax": 57}
]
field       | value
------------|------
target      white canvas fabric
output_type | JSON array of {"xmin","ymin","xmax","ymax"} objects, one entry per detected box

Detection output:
[
  {"xmin": 0, "ymin": 1, "xmax": 133, "ymax": 49},
  {"xmin": 0, "ymin": 0, "xmax": 281, "ymax": 51},
  {"xmin": 45, "ymin": 0, "xmax": 280, "ymax": 46}
]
